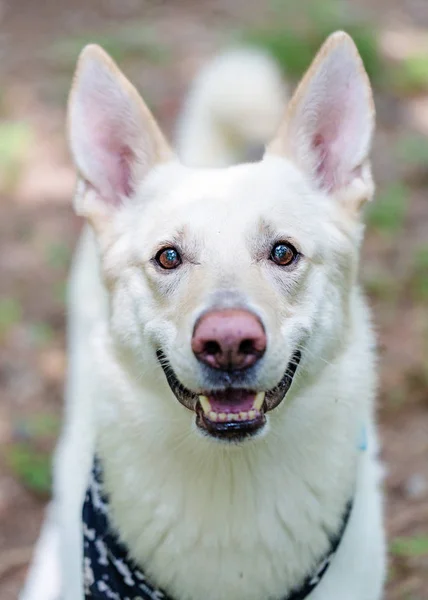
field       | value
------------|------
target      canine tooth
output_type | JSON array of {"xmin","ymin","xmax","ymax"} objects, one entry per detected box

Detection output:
[
  {"xmin": 218, "ymin": 413, "xmax": 227, "ymax": 421},
  {"xmin": 209, "ymin": 411, "xmax": 218, "ymax": 421},
  {"xmin": 239, "ymin": 411, "xmax": 248, "ymax": 420},
  {"xmin": 248, "ymin": 410, "xmax": 256, "ymax": 420},
  {"xmin": 199, "ymin": 395, "xmax": 212, "ymax": 414},
  {"xmin": 253, "ymin": 392, "xmax": 265, "ymax": 411}
]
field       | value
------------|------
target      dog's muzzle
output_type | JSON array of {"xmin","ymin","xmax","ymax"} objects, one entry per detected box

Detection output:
[{"xmin": 156, "ymin": 349, "xmax": 301, "ymax": 442}]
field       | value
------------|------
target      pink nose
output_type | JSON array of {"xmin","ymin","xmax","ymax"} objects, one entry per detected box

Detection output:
[{"xmin": 191, "ymin": 309, "xmax": 266, "ymax": 370}]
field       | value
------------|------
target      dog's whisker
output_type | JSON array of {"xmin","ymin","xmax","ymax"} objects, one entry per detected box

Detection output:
[{"xmin": 295, "ymin": 344, "xmax": 335, "ymax": 368}]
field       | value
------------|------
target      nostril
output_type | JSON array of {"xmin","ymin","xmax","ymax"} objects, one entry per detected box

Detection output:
[
  {"xmin": 204, "ymin": 341, "xmax": 221, "ymax": 356},
  {"xmin": 192, "ymin": 309, "xmax": 266, "ymax": 370},
  {"xmin": 239, "ymin": 338, "xmax": 257, "ymax": 355}
]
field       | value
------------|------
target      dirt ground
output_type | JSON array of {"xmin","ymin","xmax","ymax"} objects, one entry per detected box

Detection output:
[{"xmin": 0, "ymin": 1, "xmax": 427, "ymax": 599}]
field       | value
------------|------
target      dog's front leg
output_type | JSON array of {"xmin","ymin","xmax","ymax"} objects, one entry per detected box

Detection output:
[{"xmin": 53, "ymin": 416, "xmax": 94, "ymax": 600}]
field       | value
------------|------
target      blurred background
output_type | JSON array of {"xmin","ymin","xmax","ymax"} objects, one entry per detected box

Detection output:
[{"xmin": 0, "ymin": 0, "xmax": 427, "ymax": 598}]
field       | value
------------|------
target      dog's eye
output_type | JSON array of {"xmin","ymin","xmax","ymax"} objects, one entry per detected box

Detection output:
[
  {"xmin": 155, "ymin": 247, "xmax": 182, "ymax": 270},
  {"xmin": 270, "ymin": 242, "xmax": 298, "ymax": 266}
]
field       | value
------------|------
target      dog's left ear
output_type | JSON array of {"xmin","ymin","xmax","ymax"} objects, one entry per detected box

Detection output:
[{"xmin": 267, "ymin": 31, "xmax": 375, "ymax": 211}]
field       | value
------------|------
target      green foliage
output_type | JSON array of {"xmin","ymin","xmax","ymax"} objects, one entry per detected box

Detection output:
[
  {"xmin": 387, "ymin": 386, "xmax": 407, "ymax": 410},
  {"xmin": 0, "ymin": 296, "xmax": 22, "ymax": 339},
  {"xmin": 366, "ymin": 182, "xmax": 407, "ymax": 235},
  {"xmin": 6, "ymin": 414, "xmax": 59, "ymax": 496},
  {"xmin": 45, "ymin": 242, "xmax": 71, "ymax": 270},
  {"xmin": 410, "ymin": 246, "xmax": 428, "ymax": 302},
  {"xmin": 0, "ymin": 121, "xmax": 32, "ymax": 192},
  {"xmin": 48, "ymin": 23, "xmax": 171, "ymax": 70},
  {"xmin": 396, "ymin": 134, "xmax": 428, "ymax": 170},
  {"xmin": 53, "ymin": 280, "xmax": 67, "ymax": 305},
  {"xmin": 390, "ymin": 535, "xmax": 428, "ymax": 558},
  {"xmin": 29, "ymin": 322, "xmax": 56, "ymax": 347},
  {"xmin": 392, "ymin": 55, "xmax": 428, "ymax": 94},
  {"xmin": 364, "ymin": 273, "xmax": 400, "ymax": 303},
  {"xmin": 239, "ymin": 29, "xmax": 314, "ymax": 78},
  {"xmin": 16, "ymin": 413, "xmax": 60, "ymax": 438},
  {"xmin": 7, "ymin": 444, "xmax": 52, "ymax": 496},
  {"xmin": 236, "ymin": 0, "xmax": 382, "ymax": 79}
]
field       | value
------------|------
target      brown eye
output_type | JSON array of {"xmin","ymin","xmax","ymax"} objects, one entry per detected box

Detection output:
[
  {"xmin": 155, "ymin": 247, "xmax": 182, "ymax": 270},
  {"xmin": 270, "ymin": 242, "xmax": 298, "ymax": 266}
]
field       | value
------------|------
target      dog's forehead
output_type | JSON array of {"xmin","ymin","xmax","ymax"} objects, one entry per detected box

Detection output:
[{"xmin": 142, "ymin": 157, "xmax": 330, "ymax": 238}]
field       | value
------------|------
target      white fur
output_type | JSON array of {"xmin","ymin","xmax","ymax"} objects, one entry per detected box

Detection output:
[
  {"xmin": 21, "ymin": 34, "xmax": 386, "ymax": 600},
  {"xmin": 19, "ymin": 502, "xmax": 61, "ymax": 600},
  {"xmin": 177, "ymin": 48, "xmax": 287, "ymax": 166}
]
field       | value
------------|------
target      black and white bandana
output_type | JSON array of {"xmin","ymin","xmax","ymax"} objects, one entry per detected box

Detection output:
[{"xmin": 83, "ymin": 458, "xmax": 353, "ymax": 600}]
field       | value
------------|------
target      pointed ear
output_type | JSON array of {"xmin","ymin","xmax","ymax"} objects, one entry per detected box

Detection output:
[
  {"xmin": 67, "ymin": 45, "xmax": 173, "ymax": 227},
  {"xmin": 267, "ymin": 31, "xmax": 375, "ymax": 209}
]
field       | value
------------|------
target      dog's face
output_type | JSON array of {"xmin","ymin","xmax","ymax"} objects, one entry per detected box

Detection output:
[{"xmin": 68, "ymin": 33, "xmax": 374, "ymax": 443}]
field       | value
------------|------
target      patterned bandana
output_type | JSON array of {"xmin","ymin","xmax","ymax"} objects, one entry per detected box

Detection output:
[{"xmin": 83, "ymin": 458, "xmax": 352, "ymax": 600}]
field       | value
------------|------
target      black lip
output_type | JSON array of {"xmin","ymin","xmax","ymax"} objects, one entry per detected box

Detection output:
[
  {"xmin": 264, "ymin": 350, "xmax": 301, "ymax": 411},
  {"xmin": 196, "ymin": 407, "xmax": 267, "ymax": 442},
  {"xmin": 156, "ymin": 349, "xmax": 302, "ymax": 441}
]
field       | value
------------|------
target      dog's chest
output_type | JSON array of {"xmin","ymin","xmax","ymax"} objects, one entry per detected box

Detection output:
[{"xmin": 85, "ymin": 448, "xmax": 354, "ymax": 600}]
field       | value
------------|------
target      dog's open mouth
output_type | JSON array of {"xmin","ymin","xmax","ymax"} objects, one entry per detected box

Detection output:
[
  {"xmin": 157, "ymin": 350, "xmax": 301, "ymax": 441},
  {"xmin": 195, "ymin": 390, "xmax": 267, "ymax": 439}
]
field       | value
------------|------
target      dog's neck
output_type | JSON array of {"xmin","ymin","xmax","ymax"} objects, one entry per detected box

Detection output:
[{"xmin": 92, "ymin": 321, "xmax": 372, "ymax": 600}]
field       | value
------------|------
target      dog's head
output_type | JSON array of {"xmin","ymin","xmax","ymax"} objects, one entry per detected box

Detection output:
[{"xmin": 67, "ymin": 32, "xmax": 374, "ymax": 443}]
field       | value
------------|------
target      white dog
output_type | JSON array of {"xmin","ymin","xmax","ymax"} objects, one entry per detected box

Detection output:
[{"xmin": 21, "ymin": 31, "xmax": 386, "ymax": 600}]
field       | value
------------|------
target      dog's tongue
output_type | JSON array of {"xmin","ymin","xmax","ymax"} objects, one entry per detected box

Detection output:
[{"xmin": 208, "ymin": 390, "xmax": 256, "ymax": 413}]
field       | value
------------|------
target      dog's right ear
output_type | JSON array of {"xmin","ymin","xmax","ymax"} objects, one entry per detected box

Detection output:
[{"xmin": 68, "ymin": 45, "xmax": 173, "ymax": 231}]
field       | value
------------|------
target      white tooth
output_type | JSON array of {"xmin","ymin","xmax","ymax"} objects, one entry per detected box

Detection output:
[
  {"xmin": 209, "ymin": 411, "xmax": 218, "ymax": 422},
  {"xmin": 253, "ymin": 392, "xmax": 265, "ymax": 411},
  {"xmin": 226, "ymin": 413, "xmax": 234, "ymax": 422},
  {"xmin": 219, "ymin": 413, "xmax": 227, "ymax": 421},
  {"xmin": 239, "ymin": 411, "xmax": 248, "ymax": 421},
  {"xmin": 248, "ymin": 410, "xmax": 256, "ymax": 420},
  {"xmin": 231, "ymin": 413, "xmax": 239, "ymax": 421},
  {"xmin": 199, "ymin": 395, "xmax": 212, "ymax": 414}
]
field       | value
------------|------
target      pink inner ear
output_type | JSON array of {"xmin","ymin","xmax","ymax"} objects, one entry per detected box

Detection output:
[
  {"xmin": 117, "ymin": 146, "xmax": 135, "ymax": 199},
  {"xmin": 312, "ymin": 133, "xmax": 331, "ymax": 190},
  {"xmin": 309, "ymin": 71, "xmax": 367, "ymax": 193},
  {"xmin": 93, "ymin": 126, "xmax": 136, "ymax": 205},
  {"xmin": 312, "ymin": 128, "xmax": 343, "ymax": 192},
  {"xmin": 310, "ymin": 87, "xmax": 347, "ymax": 192},
  {"xmin": 81, "ymin": 88, "xmax": 139, "ymax": 206}
]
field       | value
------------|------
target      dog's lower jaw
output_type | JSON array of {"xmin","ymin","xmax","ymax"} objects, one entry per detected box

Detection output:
[{"xmin": 195, "ymin": 405, "xmax": 267, "ymax": 442}]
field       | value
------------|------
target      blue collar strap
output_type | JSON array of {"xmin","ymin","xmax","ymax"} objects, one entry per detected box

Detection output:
[{"xmin": 83, "ymin": 457, "xmax": 353, "ymax": 600}]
